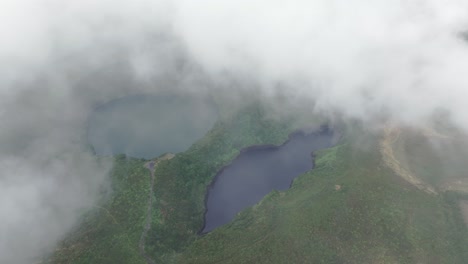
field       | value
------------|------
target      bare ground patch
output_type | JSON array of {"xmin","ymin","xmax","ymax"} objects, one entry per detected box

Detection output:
[
  {"xmin": 439, "ymin": 179, "xmax": 468, "ymax": 193},
  {"xmin": 140, "ymin": 153, "xmax": 175, "ymax": 264},
  {"xmin": 380, "ymin": 125, "xmax": 437, "ymax": 194},
  {"xmin": 459, "ymin": 200, "xmax": 468, "ymax": 226}
]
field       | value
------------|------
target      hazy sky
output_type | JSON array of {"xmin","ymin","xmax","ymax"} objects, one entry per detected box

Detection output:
[{"xmin": 2, "ymin": 1, "xmax": 468, "ymax": 263}]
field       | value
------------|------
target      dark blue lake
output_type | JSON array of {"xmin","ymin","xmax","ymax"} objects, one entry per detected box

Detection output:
[
  {"xmin": 202, "ymin": 128, "xmax": 337, "ymax": 233},
  {"xmin": 87, "ymin": 94, "xmax": 218, "ymax": 159}
]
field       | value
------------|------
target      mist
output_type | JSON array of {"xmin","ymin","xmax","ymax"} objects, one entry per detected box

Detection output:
[{"xmin": 2, "ymin": 0, "xmax": 468, "ymax": 263}]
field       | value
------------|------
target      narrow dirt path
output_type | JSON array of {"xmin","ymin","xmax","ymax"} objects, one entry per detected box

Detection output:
[
  {"xmin": 139, "ymin": 154, "xmax": 174, "ymax": 264},
  {"xmin": 139, "ymin": 160, "xmax": 156, "ymax": 264},
  {"xmin": 380, "ymin": 125, "xmax": 437, "ymax": 194},
  {"xmin": 459, "ymin": 200, "xmax": 468, "ymax": 227}
]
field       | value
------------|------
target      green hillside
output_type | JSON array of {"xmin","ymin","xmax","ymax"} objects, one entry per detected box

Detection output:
[
  {"xmin": 49, "ymin": 107, "xmax": 468, "ymax": 264},
  {"xmin": 178, "ymin": 135, "xmax": 468, "ymax": 263},
  {"xmin": 49, "ymin": 156, "xmax": 148, "ymax": 264}
]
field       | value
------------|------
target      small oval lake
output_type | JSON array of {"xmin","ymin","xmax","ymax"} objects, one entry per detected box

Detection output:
[
  {"xmin": 87, "ymin": 94, "xmax": 218, "ymax": 159},
  {"xmin": 202, "ymin": 128, "xmax": 337, "ymax": 233}
]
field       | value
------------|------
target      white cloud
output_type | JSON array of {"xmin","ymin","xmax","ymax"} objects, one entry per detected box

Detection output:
[{"xmin": 1, "ymin": 0, "xmax": 468, "ymax": 262}]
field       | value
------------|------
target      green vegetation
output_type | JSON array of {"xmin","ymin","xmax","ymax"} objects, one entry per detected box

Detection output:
[
  {"xmin": 393, "ymin": 129, "xmax": 468, "ymax": 189},
  {"xmin": 177, "ymin": 136, "xmax": 468, "ymax": 263},
  {"xmin": 48, "ymin": 105, "xmax": 300, "ymax": 263},
  {"xmin": 49, "ymin": 155, "xmax": 149, "ymax": 264},
  {"xmin": 50, "ymin": 106, "xmax": 468, "ymax": 264},
  {"xmin": 146, "ymin": 105, "xmax": 298, "ymax": 262}
]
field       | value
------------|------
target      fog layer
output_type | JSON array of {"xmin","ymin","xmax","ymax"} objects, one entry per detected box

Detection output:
[{"xmin": 1, "ymin": 1, "xmax": 468, "ymax": 263}]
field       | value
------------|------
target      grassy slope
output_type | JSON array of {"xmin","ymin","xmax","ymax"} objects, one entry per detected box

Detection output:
[
  {"xmin": 49, "ymin": 156, "xmax": 149, "ymax": 264},
  {"xmin": 177, "ymin": 131, "xmax": 468, "ymax": 264},
  {"xmin": 50, "ymin": 108, "xmax": 468, "ymax": 263},
  {"xmin": 49, "ymin": 105, "xmax": 300, "ymax": 263},
  {"xmin": 393, "ymin": 129, "xmax": 468, "ymax": 190},
  {"xmin": 145, "ymin": 106, "xmax": 299, "ymax": 262}
]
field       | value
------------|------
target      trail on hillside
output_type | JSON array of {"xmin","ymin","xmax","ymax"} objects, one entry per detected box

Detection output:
[
  {"xmin": 380, "ymin": 125, "xmax": 437, "ymax": 194},
  {"xmin": 381, "ymin": 125, "xmax": 468, "ymax": 195},
  {"xmin": 140, "ymin": 161, "xmax": 156, "ymax": 264},
  {"xmin": 139, "ymin": 153, "xmax": 175, "ymax": 264},
  {"xmin": 460, "ymin": 201, "xmax": 468, "ymax": 227}
]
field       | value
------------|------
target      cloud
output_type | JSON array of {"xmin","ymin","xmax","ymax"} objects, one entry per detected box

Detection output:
[
  {"xmin": 172, "ymin": 0, "xmax": 468, "ymax": 126},
  {"xmin": 1, "ymin": 0, "xmax": 468, "ymax": 262},
  {"xmin": 0, "ymin": 1, "xmax": 175, "ymax": 263}
]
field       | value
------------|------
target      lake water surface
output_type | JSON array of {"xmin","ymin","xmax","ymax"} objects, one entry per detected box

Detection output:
[
  {"xmin": 202, "ymin": 128, "xmax": 337, "ymax": 233},
  {"xmin": 88, "ymin": 96, "xmax": 337, "ymax": 234},
  {"xmin": 87, "ymin": 94, "xmax": 218, "ymax": 159}
]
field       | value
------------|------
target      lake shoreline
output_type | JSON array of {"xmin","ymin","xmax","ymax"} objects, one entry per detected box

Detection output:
[
  {"xmin": 198, "ymin": 125, "xmax": 334, "ymax": 235},
  {"xmin": 86, "ymin": 93, "xmax": 219, "ymax": 159}
]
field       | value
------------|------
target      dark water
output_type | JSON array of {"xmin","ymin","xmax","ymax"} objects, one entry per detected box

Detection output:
[
  {"xmin": 87, "ymin": 94, "xmax": 218, "ymax": 159},
  {"xmin": 202, "ymin": 128, "xmax": 337, "ymax": 233}
]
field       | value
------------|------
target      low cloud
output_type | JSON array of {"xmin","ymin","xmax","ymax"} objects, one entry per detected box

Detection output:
[{"xmin": 1, "ymin": 0, "xmax": 468, "ymax": 262}]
